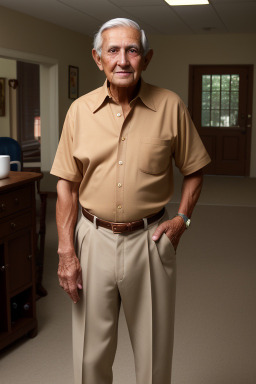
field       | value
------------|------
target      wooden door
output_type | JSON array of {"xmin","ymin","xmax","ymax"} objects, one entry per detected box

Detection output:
[
  {"xmin": 189, "ymin": 65, "xmax": 253, "ymax": 176},
  {"xmin": 17, "ymin": 61, "xmax": 41, "ymax": 163}
]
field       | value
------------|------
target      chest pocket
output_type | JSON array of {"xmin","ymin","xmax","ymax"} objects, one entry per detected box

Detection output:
[{"xmin": 139, "ymin": 137, "xmax": 172, "ymax": 175}]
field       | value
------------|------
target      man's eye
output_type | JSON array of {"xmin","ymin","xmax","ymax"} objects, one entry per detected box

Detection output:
[
  {"xmin": 128, "ymin": 48, "xmax": 139, "ymax": 55},
  {"xmin": 109, "ymin": 48, "xmax": 117, "ymax": 53}
]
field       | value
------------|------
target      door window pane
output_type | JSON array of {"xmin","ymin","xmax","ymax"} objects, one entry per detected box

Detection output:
[
  {"xmin": 221, "ymin": 92, "xmax": 229, "ymax": 109},
  {"xmin": 212, "ymin": 75, "xmax": 220, "ymax": 90},
  {"xmin": 202, "ymin": 92, "xmax": 211, "ymax": 109},
  {"xmin": 231, "ymin": 92, "xmax": 239, "ymax": 109},
  {"xmin": 220, "ymin": 110, "xmax": 230, "ymax": 127},
  {"xmin": 202, "ymin": 110, "xmax": 210, "ymax": 126},
  {"xmin": 211, "ymin": 92, "xmax": 220, "ymax": 109},
  {"xmin": 211, "ymin": 110, "xmax": 220, "ymax": 127},
  {"xmin": 221, "ymin": 75, "xmax": 230, "ymax": 90},
  {"xmin": 231, "ymin": 75, "xmax": 239, "ymax": 91},
  {"xmin": 202, "ymin": 75, "xmax": 211, "ymax": 91},
  {"xmin": 230, "ymin": 110, "xmax": 239, "ymax": 126}
]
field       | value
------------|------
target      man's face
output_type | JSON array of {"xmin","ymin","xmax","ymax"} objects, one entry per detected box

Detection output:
[{"xmin": 93, "ymin": 26, "xmax": 153, "ymax": 89}]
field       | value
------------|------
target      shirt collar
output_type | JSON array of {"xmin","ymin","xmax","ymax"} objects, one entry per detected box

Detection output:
[
  {"xmin": 92, "ymin": 78, "xmax": 157, "ymax": 113},
  {"xmin": 133, "ymin": 79, "xmax": 157, "ymax": 112},
  {"xmin": 92, "ymin": 79, "xmax": 110, "ymax": 113}
]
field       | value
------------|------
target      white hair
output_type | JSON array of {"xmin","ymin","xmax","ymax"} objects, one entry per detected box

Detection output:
[{"xmin": 93, "ymin": 18, "xmax": 150, "ymax": 57}]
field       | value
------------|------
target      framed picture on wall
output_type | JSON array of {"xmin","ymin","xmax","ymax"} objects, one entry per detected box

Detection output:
[
  {"xmin": 68, "ymin": 65, "xmax": 79, "ymax": 99},
  {"xmin": 0, "ymin": 78, "xmax": 5, "ymax": 116}
]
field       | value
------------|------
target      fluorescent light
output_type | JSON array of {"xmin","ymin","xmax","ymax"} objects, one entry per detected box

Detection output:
[{"xmin": 165, "ymin": 0, "xmax": 209, "ymax": 5}]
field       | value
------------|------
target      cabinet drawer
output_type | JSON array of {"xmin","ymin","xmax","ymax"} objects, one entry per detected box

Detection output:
[
  {"xmin": 0, "ymin": 186, "xmax": 32, "ymax": 219},
  {"xmin": 0, "ymin": 213, "xmax": 32, "ymax": 239},
  {"xmin": 8, "ymin": 230, "xmax": 33, "ymax": 294}
]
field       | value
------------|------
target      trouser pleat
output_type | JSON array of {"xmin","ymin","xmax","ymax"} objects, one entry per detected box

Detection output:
[{"xmin": 118, "ymin": 231, "xmax": 153, "ymax": 384}]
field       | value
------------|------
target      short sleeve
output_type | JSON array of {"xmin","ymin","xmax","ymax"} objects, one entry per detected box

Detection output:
[
  {"xmin": 50, "ymin": 104, "xmax": 83, "ymax": 182},
  {"xmin": 174, "ymin": 100, "xmax": 211, "ymax": 176}
]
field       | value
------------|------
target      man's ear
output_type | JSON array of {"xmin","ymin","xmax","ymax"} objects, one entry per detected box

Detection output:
[
  {"xmin": 92, "ymin": 49, "xmax": 103, "ymax": 71},
  {"xmin": 142, "ymin": 49, "xmax": 154, "ymax": 71}
]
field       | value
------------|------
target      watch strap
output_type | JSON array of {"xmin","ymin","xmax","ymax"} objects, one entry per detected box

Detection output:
[{"xmin": 176, "ymin": 213, "xmax": 191, "ymax": 229}]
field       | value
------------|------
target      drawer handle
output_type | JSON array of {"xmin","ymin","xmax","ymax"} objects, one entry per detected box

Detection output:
[
  {"xmin": 27, "ymin": 254, "xmax": 32, "ymax": 260},
  {"xmin": 10, "ymin": 222, "xmax": 16, "ymax": 229},
  {"xmin": 0, "ymin": 203, "xmax": 6, "ymax": 212}
]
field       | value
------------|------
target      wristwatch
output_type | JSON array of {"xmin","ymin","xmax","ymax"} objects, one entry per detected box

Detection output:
[{"xmin": 176, "ymin": 213, "xmax": 191, "ymax": 229}]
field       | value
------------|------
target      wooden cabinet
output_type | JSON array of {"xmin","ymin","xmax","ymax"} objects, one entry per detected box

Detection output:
[{"xmin": 0, "ymin": 172, "xmax": 42, "ymax": 350}]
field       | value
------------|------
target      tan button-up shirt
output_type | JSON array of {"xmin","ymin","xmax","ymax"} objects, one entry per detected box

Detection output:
[{"xmin": 51, "ymin": 79, "xmax": 210, "ymax": 222}]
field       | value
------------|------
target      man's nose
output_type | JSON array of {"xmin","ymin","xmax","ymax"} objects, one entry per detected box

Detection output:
[{"xmin": 117, "ymin": 50, "xmax": 129, "ymax": 67}]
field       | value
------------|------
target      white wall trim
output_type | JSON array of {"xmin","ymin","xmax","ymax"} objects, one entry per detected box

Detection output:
[
  {"xmin": 40, "ymin": 63, "xmax": 59, "ymax": 172},
  {"xmin": 0, "ymin": 46, "xmax": 59, "ymax": 172},
  {"xmin": 0, "ymin": 47, "xmax": 58, "ymax": 65}
]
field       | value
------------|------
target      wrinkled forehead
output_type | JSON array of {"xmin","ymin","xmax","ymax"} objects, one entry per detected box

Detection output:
[{"xmin": 101, "ymin": 26, "xmax": 142, "ymax": 48}]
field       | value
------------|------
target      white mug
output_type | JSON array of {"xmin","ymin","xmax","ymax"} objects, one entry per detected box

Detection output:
[{"xmin": 0, "ymin": 155, "xmax": 21, "ymax": 179}]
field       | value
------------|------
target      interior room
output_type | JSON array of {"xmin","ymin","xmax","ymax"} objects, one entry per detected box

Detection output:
[{"xmin": 0, "ymin": 1, "xmax": 256, "ymax": 383}]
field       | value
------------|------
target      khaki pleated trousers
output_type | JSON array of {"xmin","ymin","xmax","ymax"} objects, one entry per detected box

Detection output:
[{"xmin": 72, "ymin": 209, "xmax": 176, "ymax": 384}]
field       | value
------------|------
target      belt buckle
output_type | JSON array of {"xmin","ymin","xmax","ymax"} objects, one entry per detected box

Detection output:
[{"xmin": 111, "ymin": 223, "xmax": 126, "ymax": 234}]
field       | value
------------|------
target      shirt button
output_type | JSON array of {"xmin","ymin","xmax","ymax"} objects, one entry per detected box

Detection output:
[
  {"xmin": 117, "ymin": 183, "xmax": 122, "ymax": 188},
  {"xmin": 118, "ymin": 161, "xmax": 123, "ymax": 165},
  {"xmin": 117, "ymin": 205, "xmax": 122, "ymax": 209},
  {"xmin": 117, "ymin": 113, "xmax": 121, "ymax": 117},
  {"xmin": 121, "ymin": 137, "xmax": 126, "ymax": 141}
]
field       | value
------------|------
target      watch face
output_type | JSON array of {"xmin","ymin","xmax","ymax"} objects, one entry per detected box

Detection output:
[{"xmin": 186, "ymin": 219, "xmax": 191, "ymax": 228}]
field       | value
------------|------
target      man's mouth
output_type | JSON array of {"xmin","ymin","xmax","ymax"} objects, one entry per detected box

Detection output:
[{"xmin": 114, "ymin": 71, "xmax": 134, "ymax": 77}]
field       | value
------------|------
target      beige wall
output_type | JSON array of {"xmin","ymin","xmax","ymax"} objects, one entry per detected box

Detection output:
[
  {"xmin": 0, "ymin": 5, "xmax": 100, "ymax": 131},
  {"xmin": 0, "ymin": 58, "xmax": 16, "ymax": 137},
  {"xmin": 143, "ymin": 33, "xmax": 256, "ymax": 177}
]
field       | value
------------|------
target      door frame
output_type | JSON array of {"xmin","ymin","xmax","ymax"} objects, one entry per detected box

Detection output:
[
  {"xmin": 188, "ymin": 64, "xmax": 253, "ymax": 176},
  {"xmin": 0, "ymin": 46, "xmax": 59, "ymax": 172}
]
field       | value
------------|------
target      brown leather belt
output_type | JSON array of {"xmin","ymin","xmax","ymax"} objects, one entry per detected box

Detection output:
[{"xmin": 81, "ymin": 207, "xmax": 165, "ymax": 234}]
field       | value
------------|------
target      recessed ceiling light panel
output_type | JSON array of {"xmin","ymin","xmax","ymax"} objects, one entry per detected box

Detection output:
[{"xmin": 165, "ymin": 0, "xmax": 209, "ymax": 5}]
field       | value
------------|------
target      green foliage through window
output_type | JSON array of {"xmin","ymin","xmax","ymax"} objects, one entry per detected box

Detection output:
[{"xmin": 201, "ymin": 74, "xmax": 239, "ymax": 127}]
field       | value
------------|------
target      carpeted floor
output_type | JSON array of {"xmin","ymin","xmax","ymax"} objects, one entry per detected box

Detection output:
[{"xmin": 1, "ymin": 175, "xmax": 256, "ymax": 384}]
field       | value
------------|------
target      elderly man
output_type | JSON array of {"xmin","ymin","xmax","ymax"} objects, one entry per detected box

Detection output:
[{"xmin": 51, "ymin": 18, "xmax": 210, "ymax": 384}]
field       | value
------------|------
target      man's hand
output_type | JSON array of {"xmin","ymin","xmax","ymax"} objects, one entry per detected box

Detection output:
[
  {"xmin": 152, "ymin": 216, "xmax": 186, "ymax": 251},
  {"xmin": 58, "ymin": 250, "xmax": 83, "ymax": 303},
  {"xmin": 56, "ymin": 179, "xmax": 81, "ymax": 303},
  {"xmin": 151, "ymin": 169, "xmax": 204, "ymax": 250}
]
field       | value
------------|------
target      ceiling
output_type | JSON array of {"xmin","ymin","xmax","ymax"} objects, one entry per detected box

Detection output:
[{"xmin": 0, "ymin": 0, "xmax": 256, "ymax": 37}]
